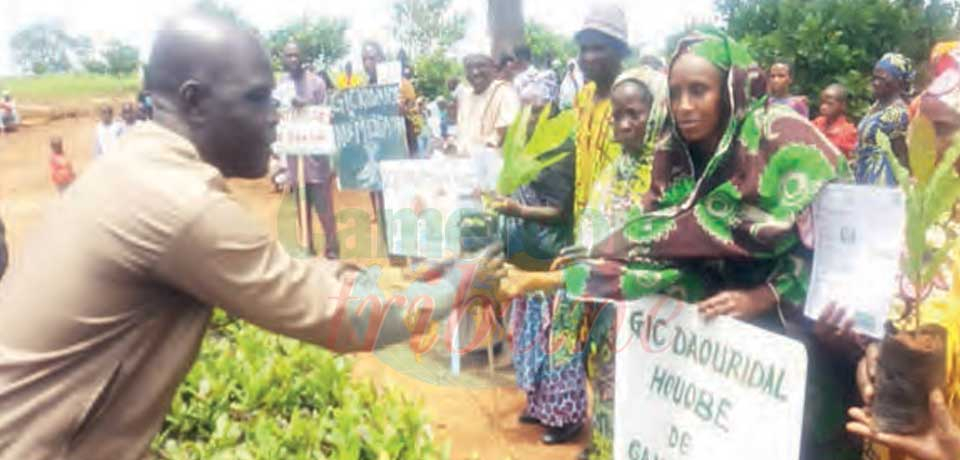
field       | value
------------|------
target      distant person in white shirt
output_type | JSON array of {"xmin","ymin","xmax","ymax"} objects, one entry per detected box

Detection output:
[
  {"xmin": 455, "ymin": 53, "xmax": 521, "ymax": 155},
  {"xmin": 558, "ymin": 59, "xmax": 584, "ymax": 110},
  {"xmin": 94, "ymin": 105, "xmax": 123, "ymax": 157},
  {"xmin": 120, "ymin": 102, "xmax": 139, "ymax": 131}
]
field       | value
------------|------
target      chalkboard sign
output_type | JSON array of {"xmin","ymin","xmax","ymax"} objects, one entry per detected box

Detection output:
[{"xmin": 330, "ymin": 84, "xmax": 409, "ymax": 190}]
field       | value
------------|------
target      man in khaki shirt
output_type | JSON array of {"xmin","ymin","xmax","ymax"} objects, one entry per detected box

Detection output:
[{"xmin": 0, "ymin": 16, "xmax": 500, "ymax": 460}]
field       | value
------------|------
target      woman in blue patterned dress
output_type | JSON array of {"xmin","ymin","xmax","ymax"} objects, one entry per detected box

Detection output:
[{"xmin": 854, "ymin": 53, "xmax": 913, "ymax": 186}]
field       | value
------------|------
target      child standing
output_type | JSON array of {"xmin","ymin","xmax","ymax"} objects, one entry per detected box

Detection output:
[
  {"xmin": 93, "ymin": 106, "xmax": 122, "ymax": 158},
  {"xmin": 812, "ymin": 84, "xmax": 859, "ymax": 163},
  {"xmin": 49, "ymin": 136, "xmax": 75, "ymax": 193},
  {"xmin": 768, "ymin": 62, "xmax": 810, "ymax": 118}
]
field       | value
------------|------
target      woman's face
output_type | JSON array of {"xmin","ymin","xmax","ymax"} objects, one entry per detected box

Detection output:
[
  {"xmin": 669, "ymin": 53, "xmax": 726, "ymax": 146},
  {"xmin": 611, "ymin": 82, "xmax": 652, "ymax": 153},
  {"xmin": 871, "ymin": 67, "xmax": 899, "ymax": 101}
]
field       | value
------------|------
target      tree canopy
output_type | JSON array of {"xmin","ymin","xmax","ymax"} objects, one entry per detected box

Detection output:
[
  {"xmin": 392, "ymin": 0, "xmax": 467, "ymax": 58},
  {"xmin": 717, "ymin": 0, "xmax": 960, "ymax": 117},
  {"xmin": 100, "ymin": 40, "xmax": 140, "ymax": 75},
  {"xmin": 524, "ymin": 22, "xmax": 577, "ymax": 69},
  {"xmin": 413, "ymin": 51, "xmax": 462, "ymax": 100},
  {"xmin": 11, "ymin": 22, "xmax": 78, "ymax": 75},
  {"xmin": 267, "ymin": 17, "xmax": 351, "ymax": 70}
]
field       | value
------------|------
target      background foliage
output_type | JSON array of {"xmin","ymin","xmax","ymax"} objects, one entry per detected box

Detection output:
[
  {"xmin": 412, "ymin": 51, "xmax": 462, "ymax": 100},
  {"xmin": 267, "ymin": 18, "xmax": 352, "ymax": 70},
  {"xmin": 717, "ymin": 0, "xmax": 960, "ymax": 118},
  {"xmin": 392, "ymin": 0, "xmax": 467, "ymax": 58},
  {"xmin": 152, "ymin": 312, "xmax": 448, "ymax": 460},
  {"xmin": 11, "ymin": 22, "xmax": 84, "ymax": 75},
  {"xmin": 524, "ymin": 22, "xmax": 578, "ymax": 70}
]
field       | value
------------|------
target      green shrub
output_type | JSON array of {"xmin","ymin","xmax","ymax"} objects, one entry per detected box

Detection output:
[{"xmin": 152, "ymin": 311, "xmax": 449, "ymax": 460}]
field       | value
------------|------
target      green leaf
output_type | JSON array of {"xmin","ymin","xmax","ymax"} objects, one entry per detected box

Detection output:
[
  {"xmin": 904, "ymin": 192, "xmax": 926, "ymax": 288},
  {"xmin": 525, "ymin": 109, "xmax": 576, "ymax": 156},
  {"xmin": 496, "ymin": 106, "xmax": 574, "ymax": 195},
  {"xmin": 920, "ymin": 244, "xmax": 954, "ymax": 290},
  {"xmin": 922, "ymin": 140, "xmax": 960, "ymax": 225},
  {"xmin": 908, "ymin": 114, "xmax": 937, "ymax": 186}
]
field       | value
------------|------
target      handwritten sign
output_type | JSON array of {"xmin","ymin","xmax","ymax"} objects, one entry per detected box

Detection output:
[
  {"xmin": 377, "ymin": 61, "xmax": 403, "ymax": 85},
  {"xmin": 272, "ymin": 106, "xmax": 336, "ymax": 156},
  {"xmin": 615, "ymin": 296, "xmax": 807, "ymax": 460},
  {"xmin": 380, "ymin": 157, "xmax": 501, "ymax": 258},
  {"xmin": 804, "ymin": 184, "xmax": 905, "ymax": 339},
  {"xmin": 330, "ymin": 84, "xmax": 409, "ymax": 190}
]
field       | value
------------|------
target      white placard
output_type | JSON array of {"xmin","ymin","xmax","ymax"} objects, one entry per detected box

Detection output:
[
  {"xmin": 615, "ymin": 296, "xmax": 807, "ymax": 460},
  {"xmin": 273, "ymin": 106, "xmax": 336, "ymax": 156},
  {"xmin": 380, "ymin": 157, "xmax": 500, "ymax": 258},
  {"xmin": 377, "ymin": 61, "xmax": 403, "ymax": 85},
  {"xmin": 804, "ymin": 183, "xmax": 905, "ymax": 339}
]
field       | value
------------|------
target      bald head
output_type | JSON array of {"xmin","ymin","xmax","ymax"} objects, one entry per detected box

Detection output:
[
  {"xmin": 145, "ymin": 15, "xmax": 267, "ymax": 97},
  {"xmin": 144, "ymin": 14, "xmax": 277, "ymax": 179}
]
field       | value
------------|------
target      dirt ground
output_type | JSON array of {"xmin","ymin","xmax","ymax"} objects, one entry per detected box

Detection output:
[{"xmin": 0, "ymin": 118, "xmax": 587, "ymax": 460}]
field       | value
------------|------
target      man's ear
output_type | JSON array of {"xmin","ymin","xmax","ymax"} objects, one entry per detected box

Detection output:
[{"xmin": 178, "ymin": 79, "xmax": 207, "ymax": 123}]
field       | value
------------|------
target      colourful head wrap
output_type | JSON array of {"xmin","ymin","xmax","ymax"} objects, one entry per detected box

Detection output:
[
  {"xmin": 668, "ymin": 26, "xmax": 767, "ymax": 164},
  {"xmin": 612, "ymin": 65, "xmax": 669, "ymax": 153},
  {"xmin": 876, "ymin": 52, "xmax": 915, "ymax": 90},
  {"xmin": 931, "ymin": 41, "xmax": 960, "ymax": 80}
]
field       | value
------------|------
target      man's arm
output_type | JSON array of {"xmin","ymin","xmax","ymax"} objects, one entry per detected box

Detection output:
[{"xmin": 154, "ymin": 197, "xmax": 482, "ymax": 353}]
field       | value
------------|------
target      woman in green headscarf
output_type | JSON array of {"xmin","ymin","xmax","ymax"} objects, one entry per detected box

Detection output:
[{"xmin": 504, "ymin": 27, "xmax": 855, "ymax": 459}]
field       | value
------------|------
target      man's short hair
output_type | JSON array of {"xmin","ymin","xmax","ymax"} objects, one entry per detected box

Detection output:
[
  {"xmin": 498, "ymin": 54, "xmax": 515, "ymax": 70},
  {"xmin": 464, "ymin": 54, "xmax": 494, "ymax": 67},
  {"xmin": 514, "ymin": 45, "xmax": 532, "ymax": 62}
]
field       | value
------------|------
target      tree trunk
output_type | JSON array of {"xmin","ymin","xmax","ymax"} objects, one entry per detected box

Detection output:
[{"xmin": 487, "ymin": 0, "xmax": 524, "ymax": 61}]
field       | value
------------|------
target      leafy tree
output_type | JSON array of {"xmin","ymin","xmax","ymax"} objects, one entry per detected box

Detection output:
[
  {"xmin": 524, "ymin": 22, "xmax": 577, "ymax": 68},
  {"xmin": 392, "ymin": 0, "xmax": 467, "ymax": 58},
  {"xmin": 664, "ymin": 19, "xmax": 712, "ymax": 58},
  {"xmin": 267, "ymin": 17, "xmax": 350, "ymax": 70},
  {"xmin": 413, "ymin": 51, "xmax": 462, "ymax": 100},
  {"xmin": 101, "ymin": 40, "xmax": 140, "ymax": 75},
  {"xmin": 191, "ymin": 0, "xmax": 252, "ymax": 29},
  {"xmin": 716, "ymin": 0, "xmax": 960, "ymax": 117},
  {"xmin": 10, "ymin": 22, "xmax": 77, "ymax": 74}
]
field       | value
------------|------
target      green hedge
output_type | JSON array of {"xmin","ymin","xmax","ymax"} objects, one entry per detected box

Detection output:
[{"xmin": 151, "ymin": 311, "xmax": 449, "ymax": 460}]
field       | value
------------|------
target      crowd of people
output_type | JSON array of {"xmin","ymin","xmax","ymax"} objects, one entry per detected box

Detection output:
[
  {"xmin": 477, "ymin": 4, "xmax": 960, "ymax": 460},
  {"xmin": 1, "ymin": 2, "xmax": 960, "ymax": 460}
]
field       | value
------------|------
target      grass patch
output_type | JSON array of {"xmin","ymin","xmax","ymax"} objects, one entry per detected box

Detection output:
[{"xmin": 0, "ymin": 73, "xmax": 140, "ymax": 106}]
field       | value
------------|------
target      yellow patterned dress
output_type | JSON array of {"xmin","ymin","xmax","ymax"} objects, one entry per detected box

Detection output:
[{"xmin": 572, "ymin": 82, "xmax": 621, "ymax": 230}]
